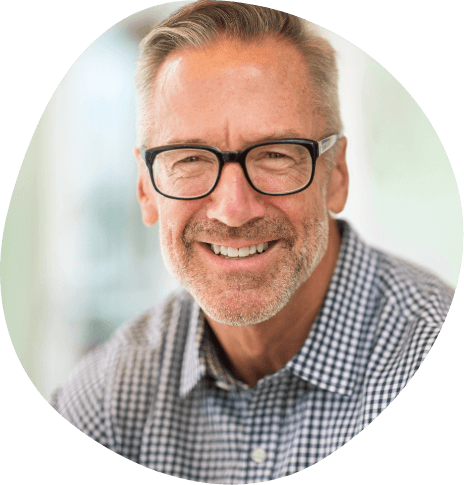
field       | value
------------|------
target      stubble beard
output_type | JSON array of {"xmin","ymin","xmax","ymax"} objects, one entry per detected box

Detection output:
[{"xmin": 159, "ymin": 210, "xmax": 329, "ymax": 327}]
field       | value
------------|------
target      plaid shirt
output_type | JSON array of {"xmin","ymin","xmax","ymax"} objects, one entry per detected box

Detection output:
[{"xmin": 51, "ymin": 221, "xmax": 453, "ymax": 483}]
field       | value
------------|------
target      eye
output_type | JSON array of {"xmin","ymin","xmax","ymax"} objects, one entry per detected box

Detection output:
[
  {"xmin": 177, "ymin": 155, "xmax": 202, "ymax": 163},
  {"xmin": 266, "ymin": 152, "xmax": 289, "ymax": 159}
]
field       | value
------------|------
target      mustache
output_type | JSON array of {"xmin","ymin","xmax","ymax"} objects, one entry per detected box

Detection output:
[{"xmin": 182, "ymin": 216, "xmax": 298, "ymax": 247}]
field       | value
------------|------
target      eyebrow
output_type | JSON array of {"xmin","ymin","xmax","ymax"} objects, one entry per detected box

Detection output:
[{"xmin": 163, "ymin": 130, "xmax": 308, "ymax": 149}]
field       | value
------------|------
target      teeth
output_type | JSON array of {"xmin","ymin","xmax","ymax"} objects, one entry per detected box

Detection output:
[
  {"xmin": 210, "ymin": 242, "xmax": 271, "ymax": 258},
  {"xmin": 238, "ymin": 247, "xmax": 250, "ymax": 257},
  {"xmin": 228, "ymin": 247, "xmax": 239, "ymax": 257}
]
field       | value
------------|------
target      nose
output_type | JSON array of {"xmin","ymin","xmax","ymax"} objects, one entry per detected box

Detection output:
[{"xmin": 206, "ymin": 163, "xmax": 266, "ymax": 227}]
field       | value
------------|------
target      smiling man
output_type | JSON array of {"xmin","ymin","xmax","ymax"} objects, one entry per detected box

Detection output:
[{"xmin": 52, "ymin": 1, "xmax": 453, "ymax": 482}]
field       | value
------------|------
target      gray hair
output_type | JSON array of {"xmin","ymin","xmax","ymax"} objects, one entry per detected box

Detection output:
[{"xmin": 135, "ymin": 0, "xmax": 343, "ymax": 153}]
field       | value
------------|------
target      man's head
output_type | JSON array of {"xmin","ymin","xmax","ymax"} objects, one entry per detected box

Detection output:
[{"xmin": 135, "ymin": 1, "xmax": 349, "ymax": 326}]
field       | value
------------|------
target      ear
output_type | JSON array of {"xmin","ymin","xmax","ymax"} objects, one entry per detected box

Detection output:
[
  {"xmin": 135, "ymin": 148, "xmax": 159, "ymax": 226},
  {"xmin": 326, "ymin": 136, "xmax": 349, "ymax": 214}
]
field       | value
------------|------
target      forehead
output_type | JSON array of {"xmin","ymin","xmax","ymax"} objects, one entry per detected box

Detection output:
[{"xmin": 148, "ymin": 37, "xmax": 322, "ymax": 148}]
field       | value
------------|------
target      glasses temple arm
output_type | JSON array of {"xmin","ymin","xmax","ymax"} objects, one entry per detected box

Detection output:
[{"xmin": 318, "ymin": 134, "xmax": 341, "ymax": 156}]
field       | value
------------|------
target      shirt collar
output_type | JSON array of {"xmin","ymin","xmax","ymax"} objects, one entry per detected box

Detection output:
[
  {"xmin": 179, "ymin": 301, "xmax": 205, "ymax": 397},
  {"xmin": 180, "ymin": 220, "xmax": 379, "ymax": 397},
  {"xmin": 180, "ymin": 306, "xmax": 241, "ymax": 396}
]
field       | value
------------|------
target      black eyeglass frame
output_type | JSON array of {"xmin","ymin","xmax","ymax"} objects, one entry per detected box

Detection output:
[{"xmin": 140, "ymin": 134, "xmax": 340, "ymax": 200}]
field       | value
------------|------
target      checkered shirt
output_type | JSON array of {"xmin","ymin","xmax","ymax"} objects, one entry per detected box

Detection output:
[{"xmin": 51, "ymin": 221, "xmax": 454, "ymax": 483}]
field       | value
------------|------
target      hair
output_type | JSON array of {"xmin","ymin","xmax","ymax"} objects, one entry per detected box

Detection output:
[{"xmin": 135, "ymin": 0, "xmax": 343, "ymax": 159}]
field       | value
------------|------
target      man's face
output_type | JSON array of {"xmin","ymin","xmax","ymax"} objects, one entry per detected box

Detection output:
[{"xmin": 137, "ymin": 36, "xmax": 347, "ymax": 326}]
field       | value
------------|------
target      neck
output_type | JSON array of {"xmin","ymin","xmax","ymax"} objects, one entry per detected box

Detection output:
[{"xmin": 207, "ymin": 218, "xmax": 342, "ymax": 387}]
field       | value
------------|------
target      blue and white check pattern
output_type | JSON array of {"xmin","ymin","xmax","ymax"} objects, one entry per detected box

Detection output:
[{"xmin": 51, "ymin": 221, "xmax": 453, "ymax": 483}]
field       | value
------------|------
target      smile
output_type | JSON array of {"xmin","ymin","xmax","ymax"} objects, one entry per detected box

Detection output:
[{"xmin": 209, "ymin": 242, "xmax": 272, "ymax": 259}]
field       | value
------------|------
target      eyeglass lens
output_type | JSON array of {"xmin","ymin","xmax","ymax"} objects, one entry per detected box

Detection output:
[{"xmin": 153, "ymin": 144, "xmax": 313, "ymax": 198}]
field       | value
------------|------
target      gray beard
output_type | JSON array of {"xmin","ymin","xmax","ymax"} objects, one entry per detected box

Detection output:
[{"xmin": 160, "ymin": 211, "xmax": 329, "ymax": 326}]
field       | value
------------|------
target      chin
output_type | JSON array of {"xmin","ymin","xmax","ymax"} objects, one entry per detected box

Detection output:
[{"xmin": 199, "ymin": 289, "xmax": 294, "ymax": 326}]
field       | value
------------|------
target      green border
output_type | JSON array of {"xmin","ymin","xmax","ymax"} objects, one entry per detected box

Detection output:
[{"xmin": 0, "ymin": 0, "xmax": 464, "ymax": 485}]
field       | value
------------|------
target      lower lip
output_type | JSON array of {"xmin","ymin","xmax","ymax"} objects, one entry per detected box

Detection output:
[{"xmin": 197, "ymin": 241, "xmax": 280, "ymax": 271}]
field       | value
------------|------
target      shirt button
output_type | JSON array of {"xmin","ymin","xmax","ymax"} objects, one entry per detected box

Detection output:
[{"xmin": 251, "ymin": 448, "xmax": 267, "ymax": 463}]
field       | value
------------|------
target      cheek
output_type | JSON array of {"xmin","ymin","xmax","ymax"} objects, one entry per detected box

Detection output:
[
  {"xmin": 272, "ymin": 188, "xmax": 326, "ymax": 226},
  {"xmin": 158, "ymin": 199, "xmax": 203, "ymax": 246}
]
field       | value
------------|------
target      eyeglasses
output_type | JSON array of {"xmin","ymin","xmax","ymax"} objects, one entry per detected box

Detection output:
[{"xmin": 140, "ymin": 134, "xmax": 340, "ymax": 200}]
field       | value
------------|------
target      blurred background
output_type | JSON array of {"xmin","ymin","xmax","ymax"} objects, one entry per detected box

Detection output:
[{"xmin": 1, "ymin": 1, "xmax": 462, "ymax": 402}]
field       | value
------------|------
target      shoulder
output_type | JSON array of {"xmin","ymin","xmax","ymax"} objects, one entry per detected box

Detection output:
[
  {"xmin": 375, "ymin": 249, "xmax": 454, "ymax": 326},
  {"xmin": 338, "ymin": 221, "xmax": 453, "ymax": 364},
  {"xmin": 361, "ymin": 247, "xmax": 454, "ymax": 409},
  {"xmin": 50, "ymin": 288, "xmax": 196, "ymax": 443},
  {"xmin": 345, "ymin": 239, "xmax": 455, "ymax": 423}
]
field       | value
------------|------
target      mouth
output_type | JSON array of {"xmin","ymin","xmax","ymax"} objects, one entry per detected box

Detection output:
[{"xmin": 204, "ymin": 241, "xmax": 275, "ymax": 259}]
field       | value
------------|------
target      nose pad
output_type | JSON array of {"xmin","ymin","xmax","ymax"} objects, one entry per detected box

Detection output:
[{"xmin": 206, "ymin": 162, "xmax": 266, "ymax": 227}]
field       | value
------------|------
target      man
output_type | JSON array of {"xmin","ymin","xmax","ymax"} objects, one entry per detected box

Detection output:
[{"xmin": 51, "ymin": 1, "xmax": 453, "ymax": 482}]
